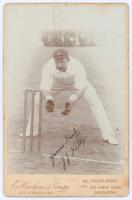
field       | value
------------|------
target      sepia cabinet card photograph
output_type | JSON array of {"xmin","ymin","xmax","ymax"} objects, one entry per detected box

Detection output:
[{"xmin": 3, "ymin": 3, "xmax": 129, "ymax": 197}]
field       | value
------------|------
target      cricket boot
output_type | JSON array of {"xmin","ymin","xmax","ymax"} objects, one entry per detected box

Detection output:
[{"xmin": 103, "ymin": 134, "xmax": 119, "ymax": 145}]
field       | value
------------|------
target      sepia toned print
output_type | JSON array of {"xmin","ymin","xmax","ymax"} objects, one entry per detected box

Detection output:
[{"xmin": 4, "ymin": 3, "xmax": 128, "ymax": 196}]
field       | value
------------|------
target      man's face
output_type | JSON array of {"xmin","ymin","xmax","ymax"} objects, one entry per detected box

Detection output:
[{"xmin": 55, "ymin": 58, "xmax": 69, "ymax": 72}]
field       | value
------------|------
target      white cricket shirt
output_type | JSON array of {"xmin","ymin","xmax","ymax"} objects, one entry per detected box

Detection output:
[{"xmin": 39, "ymin": 56, "xmax": 88, "ymax": 91}]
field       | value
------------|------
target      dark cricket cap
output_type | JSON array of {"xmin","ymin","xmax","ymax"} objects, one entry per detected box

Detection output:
[{"xmin": 53, "ymin": 48, "xmax": 69, "ymax": 60}]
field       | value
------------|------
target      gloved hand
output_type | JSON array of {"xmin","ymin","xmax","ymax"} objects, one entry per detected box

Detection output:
[
  {"xmin": 45, "ymin": 95, "xmax": 54, "ymax": 112},
  {"xmin": 61, "ymin": 102, "xmax": 71, "ymax": 115},
  {"xmin": 61, "ymin": 95, "xmax": 78, "ymax": 115}
]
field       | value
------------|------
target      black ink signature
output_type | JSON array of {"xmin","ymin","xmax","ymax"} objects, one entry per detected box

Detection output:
[
  {"xmin": 50, "ymin": 128, "xmax": 86, "ymax": 170},
  {"xmin": 50, "ymin": 128, "xmax": 81, "ymax": 158}
]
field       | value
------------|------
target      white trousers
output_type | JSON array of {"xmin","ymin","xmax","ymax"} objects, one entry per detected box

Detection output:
[
  {"xmin": 83, "ymin": 84, "xmax": 114, "ymax": 138},
  {"xmin": 26, "ymin": 82, "xmax": 115, "ymax": 138}
]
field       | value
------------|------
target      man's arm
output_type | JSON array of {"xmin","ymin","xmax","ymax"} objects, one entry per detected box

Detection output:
[
  {"xmin": 39, "ymin": 60, "xmax": 54, "ymax": 94},
  {"xmin": 62, "ymin": 59, "xmax": 88, "ymax": 115},
  {"xmin": 69, "ymin": 60, "xmax": 88, "ymax": 103},
  {"xmin": 75, "ymin": 86, "xmax": 87, "ymax": 98}
]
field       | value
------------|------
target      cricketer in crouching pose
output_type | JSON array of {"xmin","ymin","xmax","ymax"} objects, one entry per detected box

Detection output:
[{"xmin": 22, "ymin": 48, "xmax": 118, "ymax": 145}]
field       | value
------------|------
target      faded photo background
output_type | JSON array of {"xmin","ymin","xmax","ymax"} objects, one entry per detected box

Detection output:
[{"xmin": 5, "ymin": 4, "xmax": 127, "ymax": 174}]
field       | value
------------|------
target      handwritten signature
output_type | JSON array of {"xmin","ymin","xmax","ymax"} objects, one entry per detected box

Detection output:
[{"xmin": 50, "ymin": 128, "xmax": 86, "ymax": 170}]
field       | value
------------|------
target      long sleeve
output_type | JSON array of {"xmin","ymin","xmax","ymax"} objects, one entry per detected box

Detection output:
[
  {"xmin": 74, "ymin": 60, "xmax": 88, "ymax": 90},
  {"xmin": 39, "ymin": 59, "xmax": 54, "ymax": 91}
]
